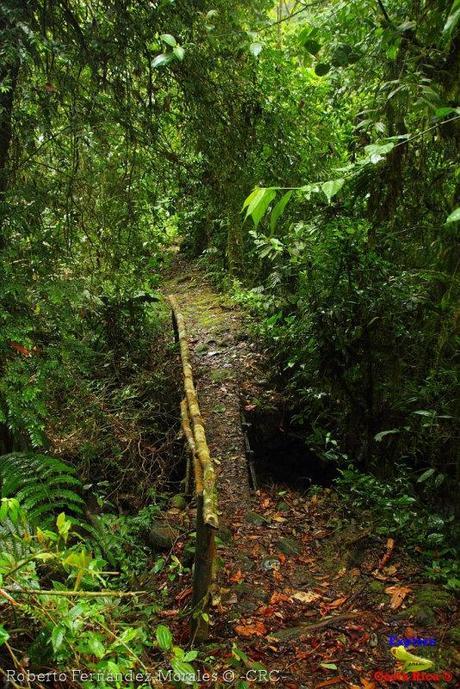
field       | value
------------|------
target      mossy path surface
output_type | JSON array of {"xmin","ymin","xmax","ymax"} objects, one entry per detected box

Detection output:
[{"xmin": 164, "ymin": 260, "xmax": 257, "ymax": 519}]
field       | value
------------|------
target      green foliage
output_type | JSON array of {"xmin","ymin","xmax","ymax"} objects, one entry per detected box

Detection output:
[
  {"xmin": 335, "ymin": 466, "xmax": 459, "ymax": 588},
  {"xmin": 0, "ymin": 452, "xmax": 84, "ymax": 525}
]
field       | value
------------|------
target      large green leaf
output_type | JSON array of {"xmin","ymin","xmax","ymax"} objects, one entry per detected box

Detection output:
[
  {"xmin": 170, "ymin": 659, "xmax": 196, "ymax": 684},
  {"xmin": 152, "ymin": 53, "xmax": 173, "ymax": 69},
  {"xmin": 243, "ymin": 187, "xmax": 277, "ymax": 227},
  {"xmin": 173, "ymin": 46, "xmax": 185, "ymax": 61},
  {"xmin": 443, "ymin": 0, "xmax": 460, "ymax": 36},
  {"xmin": 155, "ymin": 624, "xmax": 172, "ymax": 650},
  {"xmin": 270, "ymin": 191, "xmax": 293, "ymax": 233},
  {"xmin": 160, "ymin": 34, "xmax": 177, "ymax": 47},
  {"xmin": 446, "ymin": 207, "xmax": 460, "ymax": 224},
  {"xmin": 321, "ymin": 178, "xmax": 345, "ymax": 203},
  {"xmin": 0, "ymin": 625, "xmax": 9, "ymax": 647}
]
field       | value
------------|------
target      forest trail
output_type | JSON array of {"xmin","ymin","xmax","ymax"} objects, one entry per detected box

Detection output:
[
  {"xmin": 164, "ymin": 260, "xmax": 259, "ymax": 519},
  {"xmin": 160, "ymin": 261, "xmax": 459, "ymax": 688}
]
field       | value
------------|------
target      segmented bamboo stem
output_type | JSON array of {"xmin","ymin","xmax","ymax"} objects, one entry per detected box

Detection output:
[
  {"xmin": 169, "ymin": 295, "xmax": 218, "ymax": 529},
  {"xmin": 180, "ymin": 397, "xmax": 203, "ymax": 494}
]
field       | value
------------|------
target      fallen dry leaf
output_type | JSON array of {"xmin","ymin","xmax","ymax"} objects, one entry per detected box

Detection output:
[
  {"xmin": 175, "ymin": 586, "xmax": 192, "ymax": 602},
  {"xmin": 315, "ymin": 678, "xmax": 345, "ymax": 689},
  {"xmin": 378, "ymin": 537, "xmax": 395, "ymax": 569},
  {"xmin": 234, "ymin": 621, "xmax": 267, "ymax": 638},
  {"xmin": 295, "ymin": 649, "xmax": 312, "ymax": 660},
  {"xmin": 385, "ymin": 585, "xmax": 411, "ymax": 609},
  {"xmin": 328, "ymin": 596, "xmax": 348, "ymax": 609},
  {"xmin": 230, "ymin": 569, "xmax": 244, "ymax": 583},
  {"xmin": 158, "ymin": 609, "xmax": 179, "ymax": 617},
  {"xmin": 361, "ymin": 680, "xmax": 376, "ymax": 689},
  {"xmin": 272, "ymin": 514, "xmax": 287, "ymax": 522},
  {"xmin": 257, "ymin": 605, "xmax": 276, "ymax": 617},
  {"xmin": 292, "ymin": 590, "xmax": 321, "ymax": 604},
  {"xmin": 270, "ymin": 591, "xmax": 291, "ymax": 605}
]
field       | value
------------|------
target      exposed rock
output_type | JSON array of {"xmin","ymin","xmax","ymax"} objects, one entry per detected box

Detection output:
[
  {"xmin": 145, "ymin": 521, "xmax": 179, "ymax": 550},
  {"xmin": 170, "ymin": 494, "xmax": 187, "ymax": 510}
]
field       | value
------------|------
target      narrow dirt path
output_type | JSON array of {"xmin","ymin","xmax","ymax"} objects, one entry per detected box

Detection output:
[{"xmin": 164, "ymin": 260, "xmax": 256, "ymax": 520}]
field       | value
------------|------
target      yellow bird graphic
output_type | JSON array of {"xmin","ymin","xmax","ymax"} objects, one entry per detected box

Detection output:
[{"xmin": 390, "ymin": 645, "xmax": 434, "ymax": 672}]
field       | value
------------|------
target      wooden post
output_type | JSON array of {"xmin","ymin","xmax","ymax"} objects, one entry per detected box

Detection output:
[{"xmin": 191, "ymin": 493, "xmax": 216, "ymax": 642}]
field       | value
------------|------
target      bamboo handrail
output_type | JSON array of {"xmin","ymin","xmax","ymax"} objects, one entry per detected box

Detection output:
[
  {"xmin": 180, "ymin": 397, "xmax": 203, "ymax": 495},
  {"xmin": 168, "ymin": 294, "xmax": 219, "ymax": 641},
  {"xmin": 168, "ymin": 295, "xmax": 218, "ymax": 529}
]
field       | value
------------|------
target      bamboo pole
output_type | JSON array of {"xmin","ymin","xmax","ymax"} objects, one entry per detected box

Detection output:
[
  {"xmin": 169, "ymin": 294, "xmax": 219, "ymax": 642},
  {"xmin": 1, "ymin": 589, "xmax": 147, "ymax": 598},
  {"xmin": 181, "ymin": 397, "xmax": 202, "ymax": 496},
  {"xmin": 168, "ymin": 295, "xmax": 218, "ymax": 529}
]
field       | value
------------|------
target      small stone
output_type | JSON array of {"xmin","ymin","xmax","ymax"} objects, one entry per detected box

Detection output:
[
  {"xmin": 146, "ymin": 522, "xmax": 179, "ymax": 550},
  {"xmin": 262, "ymin": 557, "xmax": 280, "ymax": 572},
  {"xmin": 170, "ymin": 494, "xmax": 187, "ymax": 510}
]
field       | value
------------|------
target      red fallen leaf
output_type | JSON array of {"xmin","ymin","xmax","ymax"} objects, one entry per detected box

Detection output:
[
  {"xmin": 158, "ymin": 609, "xmax": 179, "ymax": 617},
  {"xmin": 10, "ymin": 341, "xmax": 32, "ymax": 357},
  {"xmin": 175, "ymin": 586, "xmax": 192, "ymax": 602},
  {"xmin": 278, "ymin": 553, "xmax": 287, "ymax": 564},
  {"xmin": 230, "ymin": 569, "xmax": 244, "ymax": 583},
  {"xmin": 270, "ymin": 591, "xmax": 291, "ymax": 605},
  {"xmin": 234, "ymin": 620, "xmax": 267, "ymax": 638},
  {"xmin": 257, "ymin": 605, "xmax": 276, "ymax": 617},
  {"xmin": 261, "ymin": 497, "xmax": 271, "ymax": 508}
]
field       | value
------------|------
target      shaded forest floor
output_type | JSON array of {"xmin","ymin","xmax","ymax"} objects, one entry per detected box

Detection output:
[
  {"xmin": 158, "ymin": 261, "xmax": 459, "ymax": 688},
  {"xmin": 156, "ymin": 486, "xmax": 459, "ymax": 688}
]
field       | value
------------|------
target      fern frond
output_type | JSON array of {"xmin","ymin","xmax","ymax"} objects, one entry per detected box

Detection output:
[
  {"xmin": 0, "ymin": 453, "xmax": 121, "ymax": 566},
  {"xmin": 0, "ymin": 452, "xmax": 84, "ymax": 527}
]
